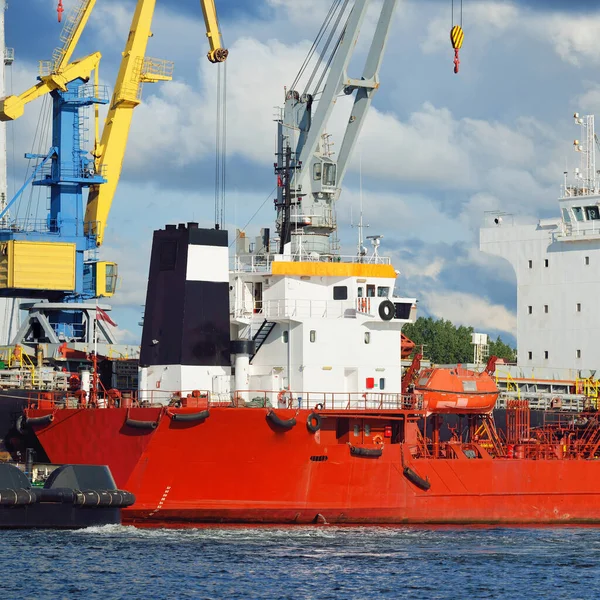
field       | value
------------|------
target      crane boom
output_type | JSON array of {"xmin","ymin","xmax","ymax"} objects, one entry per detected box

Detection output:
[
  {"xmin": 0, "ymin": 53, "xmax": 100, "ymax": 122},
  {"xmin": 0, "ymin": 0, "xmax": 99, "ymax": 122},
  {"xmin": 85, "ymin": 0, "xmax": 173, "ymax": 246},
  {"xmin": 275, "ymin": 0, "xmax": 399, "ymax": 256},
  {"xmin": 52, "ymin": 0, "xmax": 97, "ymax": 72},
  {"xmin": 200, "ymin": 0, "xmax": 228, "ymax": 63}
]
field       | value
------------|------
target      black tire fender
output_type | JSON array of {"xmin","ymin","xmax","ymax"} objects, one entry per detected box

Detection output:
[
  {"xmin": 307, "ymin": 412, "xmax": 322, "ymax": 433},
  {"xmin": 378, "ymin": 300, "xmax": 395, "ymax": 321}
]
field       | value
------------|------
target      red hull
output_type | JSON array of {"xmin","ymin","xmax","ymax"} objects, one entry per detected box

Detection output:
[{"xmin": 25, "ymin": 406, "xmax": 600, "ymax": 526}]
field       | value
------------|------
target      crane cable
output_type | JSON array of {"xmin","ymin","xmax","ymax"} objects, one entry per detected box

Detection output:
[
  {"xmin": 450, "ymin": 0, "xmax": 464, "ymax": 74},
  {"xmin": 214, "ymin": 59, "xmax": 227, "ymax": 230}
]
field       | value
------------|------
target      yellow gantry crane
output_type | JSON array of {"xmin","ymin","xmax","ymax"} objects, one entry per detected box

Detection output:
[{"xmin": 0, "ymin": 0, "xmax": 227, "ymax": 347}]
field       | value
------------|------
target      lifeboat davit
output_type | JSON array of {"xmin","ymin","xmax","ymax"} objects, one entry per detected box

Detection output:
[{"xmin": 415, "ymin": 364, "xmax": 499, "ymax": 414}]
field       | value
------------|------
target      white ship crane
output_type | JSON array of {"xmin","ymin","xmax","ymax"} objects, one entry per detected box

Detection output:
[{"xmin": 275, "ymin": 0, "xmax": 399, "ymax": 257}]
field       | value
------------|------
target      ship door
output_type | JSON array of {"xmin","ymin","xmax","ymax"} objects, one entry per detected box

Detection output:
[{"xmin": 253, "ymin": 282, "xmax": 263, "ymax": 314}]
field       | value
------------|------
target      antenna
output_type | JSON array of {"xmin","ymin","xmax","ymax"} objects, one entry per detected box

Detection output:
[{"xmin": 352, "ymin": 151, "xmax": 369, "ymax": 259}]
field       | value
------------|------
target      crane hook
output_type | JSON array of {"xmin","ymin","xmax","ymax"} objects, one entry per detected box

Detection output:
[
  {"xmin": 57, "ymin": 0, "xmax": 64, "ymax": 23},
  {"xmin": 450, "ymin": 25, "xmax": 464, "ymax": 75}
]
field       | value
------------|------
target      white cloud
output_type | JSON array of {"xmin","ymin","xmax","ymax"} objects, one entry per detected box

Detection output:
[{"xmin": 422, "ymin": 290, "xmax": 516, "ymax": 336}]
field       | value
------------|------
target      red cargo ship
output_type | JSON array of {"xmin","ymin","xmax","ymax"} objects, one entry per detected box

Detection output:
[
  {"xmin": 22, "ymin": 395, "xmax": 600, "ymax": 525},
  {"xmin": 17, "ymin": 223, "xmax": 600, "ymax": 526},
  {"xmin": 15, "ymin": 1, "xmax": 600, "ymax": 525}
]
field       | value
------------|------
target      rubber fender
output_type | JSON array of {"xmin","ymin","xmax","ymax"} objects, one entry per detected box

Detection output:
[
  {"xmin": 349, "ymin": 446, "xmax": 383, "ymax": 458},
  {"xmin": 378, "ymin": 299, "xmax": 395, "ymax": 321},
  {"xmin": 125, "ymin": 418, "xmax": 158, "ymax": 430},
  {"xmin": 74, "ymin": 490, "xmax": 105, "ymax": 507},
  {"xmin": 266, "ymin": 411, "xmax": 297, "ymax": 430},
  {"xmin": 15, "ymin": 415, "xmax": 25, "ymax": 435},
  {"xmin": 306, "ymin": 412, "xmax": 322, "ymax": 433},
  {"xmin": 0, "ymin": 488, "xmax": 37, "ymax": 506},
  {"xmin": 37, "ymin": 488, "xmax": 76, "ymax": 504},
  {"xmin": 74, "ymin": 489, "xmax": 135, "ymax": 507},
  {"xmin": 403, "ymin": 466, "xmax": 431, "ymax": 491},
  {"xmin": 24, "ymin": 414, "xmax": 54, "ymax": 428},
  {"xmin": 169, "ymin": 410, "xmax": 210, "ymax": 423},
  {"xmin": 108, "ymin": 490, "xmax": 136, "ymax": 507}
]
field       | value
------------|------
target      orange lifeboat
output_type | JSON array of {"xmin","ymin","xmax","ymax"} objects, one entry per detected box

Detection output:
[{"xmin": 414, "ymin": 364, "xmax": 499, "ymax": 415}]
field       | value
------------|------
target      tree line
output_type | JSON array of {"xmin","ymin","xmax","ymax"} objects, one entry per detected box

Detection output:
[{"xmin": 403, "ymin": 317, "xmax": 516, "ymax": 364}]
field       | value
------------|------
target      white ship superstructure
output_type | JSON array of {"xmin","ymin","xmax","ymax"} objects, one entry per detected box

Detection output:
[
  {"xmin": 230, "ymin": 234, "xmax": 417, "ymax": 402},
  {"xmin": 481, "ymin": 114, "xmax": 600, "ymax": 402}
]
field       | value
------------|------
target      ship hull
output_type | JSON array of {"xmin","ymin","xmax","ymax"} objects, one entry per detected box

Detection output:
[{"xmin": 24, "ymin": 406, "xmax": 600, "ymax": 526}]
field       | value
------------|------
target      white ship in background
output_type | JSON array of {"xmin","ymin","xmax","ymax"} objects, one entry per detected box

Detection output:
[{"xmin": 481, "ymin": 113, "xmax": 600, "ymax": 408}]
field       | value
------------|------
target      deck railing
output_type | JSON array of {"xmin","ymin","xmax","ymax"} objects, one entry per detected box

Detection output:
[{"xmin": 25, "ymin": 389, "xmax": 424, "ymax": 412}]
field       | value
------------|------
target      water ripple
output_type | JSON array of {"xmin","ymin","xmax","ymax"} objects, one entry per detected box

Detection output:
[{"xmin": 4, "ymin": 526, "xmax": 600, "ymax": 599}]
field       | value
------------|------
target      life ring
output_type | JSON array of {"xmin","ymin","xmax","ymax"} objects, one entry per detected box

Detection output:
[
  {"xmin": 307, "ymin": 412, "xmax": 322, "ymax": 433},
  {"xmin": 378, "ymin": 300, "xmax": 395, "ymax": 321},
  {"xmin": 373, "ymin": 434, "xmax": 384, "ymax": 445},
  {"xmin": 314, "ymin": 403, "xmax": 324, "ymax": 411}
]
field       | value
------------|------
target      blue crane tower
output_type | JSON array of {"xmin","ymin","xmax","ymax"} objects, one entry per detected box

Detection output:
[{"xmin": 0, "ymin": 0, "xmax": 172, "ymax": 353}]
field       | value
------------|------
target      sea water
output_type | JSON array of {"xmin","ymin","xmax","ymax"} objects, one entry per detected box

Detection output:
[{"xmin": 4, "ymin": 525, "xmax": 598, "ymax": 599}]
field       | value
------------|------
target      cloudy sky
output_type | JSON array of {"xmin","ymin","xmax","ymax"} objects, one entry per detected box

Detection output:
[{"xmin": 5, "ymin": 0, "xmax": 600, "ymax": 344}]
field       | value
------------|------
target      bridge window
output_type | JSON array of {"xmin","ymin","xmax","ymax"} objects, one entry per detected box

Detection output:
[
  {"xmin": 585, "ymin": 206, "xmax": 600, "ymax": 220},
  {"xmin": 377, "ymin": 286, "xmax": 390, "ymax": 297},
  {"xmin": 573, "ymin": 207, "xmax": 584, "ymax": 221},
  {"xmin": 323, "ymin": 163, "xmax": 336, "ymax": 187},
  {"xmin": 313, "ymin": 163, "xmax": 322, "ymax": 181},
  {"xmin": 333, "ymin": 285, "xmax": 348, "ymax": 300}
]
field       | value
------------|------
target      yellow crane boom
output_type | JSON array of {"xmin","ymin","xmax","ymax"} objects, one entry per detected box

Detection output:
[
  {"xmin": 86, "ymin": 0, "xmax": 228, "ymax": 246},
  {"xmin": 201, "ymin": 0, "xmax": 228, "ymax": 63},
  {"xmin": 0, "ymin": 0, "xmax": 99, "ymax": 122},
  {"xmin": 84, "ymin": 0, "xmax": 173, "ymax": 245}
]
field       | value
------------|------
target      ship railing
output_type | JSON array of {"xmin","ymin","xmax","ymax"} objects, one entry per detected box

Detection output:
[
  {"xmin": 258, "ymin": 299, "xmax": 360, "ymax": 320},
  {"xmin": 232, "ymin": 298, "xmax": 370, "ymax": 320},
  {"xmin": 556, "ymin": 221, "xmax": 600, "ymax": 240},
  {"xmin": 496, "ymin": 391, "xmax": 587, "ymax": 412},
  {"xmin": 233, "ymin": 390, "xmax": 424, "ymax": 411},
  {"xmin": 25, "ymin": 388, "xmax": 425, "ymax": 412},
  {"xmin": 231, "ymin": 253, "xmax": 392, "ymax": 273}
]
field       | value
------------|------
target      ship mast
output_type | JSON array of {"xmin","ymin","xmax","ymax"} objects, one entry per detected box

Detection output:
[
  {"xmin": 0, "ymin": 1, "xmax": 17, "ymax": 346},
  {"xmin": 0, "ymin": 0, "xmax": 11, "ymax": 220},
  {"xmin": 568, "ymin": 113, "xmax": 599, "ymax": 197}
]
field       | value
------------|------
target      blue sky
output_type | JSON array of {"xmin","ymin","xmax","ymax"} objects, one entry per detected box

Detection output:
[{"xmin": 6, "ymin": 0, "xmax": 600, "ymax": 345}]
